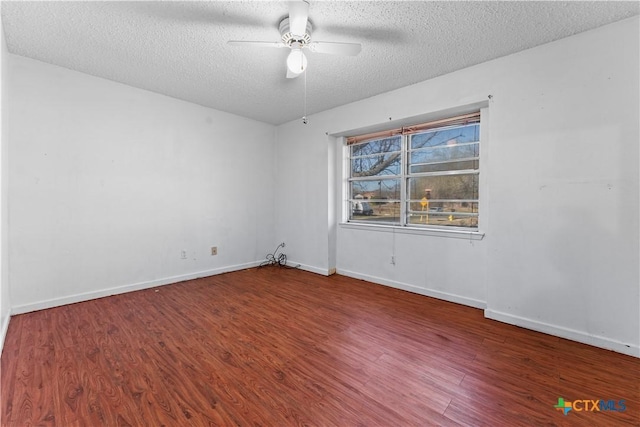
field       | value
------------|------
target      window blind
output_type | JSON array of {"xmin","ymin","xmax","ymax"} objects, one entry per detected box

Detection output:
[{"xmin": 346, "ymin": 112, "xmax": 481, "ymax": 145}]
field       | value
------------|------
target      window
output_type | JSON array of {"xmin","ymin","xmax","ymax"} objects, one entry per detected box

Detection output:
[{"xmin": 347, "ymin": 112, "xmax": 480, "ymax": 229}]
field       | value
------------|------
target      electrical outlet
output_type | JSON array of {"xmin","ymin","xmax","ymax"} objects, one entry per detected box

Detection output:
[
  {"xmin": 180, "ymin": 250, "xmax": 187, "ymax": 259},
  {"xmin": 211, "ymin": 246, "xmax": 218, "ymax": 256}
]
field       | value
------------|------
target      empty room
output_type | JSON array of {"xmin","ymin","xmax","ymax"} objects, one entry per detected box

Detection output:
[{"xmin": 0, "ymin": 1, "xmax": 638, "ymax": 426}]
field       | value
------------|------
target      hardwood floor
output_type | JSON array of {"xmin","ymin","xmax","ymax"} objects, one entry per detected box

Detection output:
[{"xmin": 1, "ymin": 267, "xmax": 638, "ymax": 426}]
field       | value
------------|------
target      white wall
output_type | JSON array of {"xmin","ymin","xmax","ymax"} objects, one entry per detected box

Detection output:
[
  {"xmin": 8, "ymin": 56, "xmax": 277, "ymax": 313},
  {"xmin": 483, "ymin": 17, "xmax": 639, "ymax": 356},
  {"xmin": 273, "ymin": 122, "xmax": 333, "ymax": 275},
  {"xmin": 275, "ymin": 16, "xmax": 639, "ymax": 356},
  {"xmin": 0, "ymin": 6, "xmax": 12, "ymax": 355}
]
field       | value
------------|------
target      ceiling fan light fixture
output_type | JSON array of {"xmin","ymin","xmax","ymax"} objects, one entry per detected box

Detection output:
[
  {"xmin": 228, "ymin": 2, "xmax": 361, "ymax": 79},
  {"xmin": 286, "ymin": 48, "xmax": 307, "ymax": 74}
]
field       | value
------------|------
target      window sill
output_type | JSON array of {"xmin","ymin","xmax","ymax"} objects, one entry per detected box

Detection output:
[{"xmin": 339, "ymin": 222, "xmax": 485, "ymax": 240}]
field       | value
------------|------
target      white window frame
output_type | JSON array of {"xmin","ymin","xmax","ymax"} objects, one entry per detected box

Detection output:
[{"xmin": 341, "ymin": 108, "xmax": 487, "ymax": 240}]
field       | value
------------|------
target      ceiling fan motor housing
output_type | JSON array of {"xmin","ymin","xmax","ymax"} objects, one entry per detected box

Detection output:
[{"xmin": 279, "ymin": 18, "xmax": 312, "ymax": 47}]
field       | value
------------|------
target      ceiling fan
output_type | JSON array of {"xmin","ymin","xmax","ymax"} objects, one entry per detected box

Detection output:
[{"xmin": 228, "ymin": 0, "xmax": 362, "ymax": 79}]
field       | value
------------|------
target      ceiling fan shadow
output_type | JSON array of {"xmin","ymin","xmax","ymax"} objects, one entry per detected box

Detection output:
[
  {"xmin": 319, "ymin": 25, "xmax": 407, "ymax": 44},
  {"xmin": 125, "ymin": 2, "xmax": 269, "ymax": 28}
]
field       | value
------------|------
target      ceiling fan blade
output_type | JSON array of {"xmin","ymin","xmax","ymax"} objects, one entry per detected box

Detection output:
[
  {"xmin": 288, "ymin": 0, "xmax": 309, "ymax": 36},
  {"xmin": 228, "ymin": 41, "xmax": 287, "ymax": 49},
  {"xmin": 286, "ymin": 68, "xmax": 303, "ymax": 79},
  {"xmin": 309, "ymin": 41, "xmax": 361, "ymax": 56}
]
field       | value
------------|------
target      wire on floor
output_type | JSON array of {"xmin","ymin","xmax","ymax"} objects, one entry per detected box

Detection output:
[{"xmin": 258, "ymin": 243, "xmax": 299, "ymax": 269}]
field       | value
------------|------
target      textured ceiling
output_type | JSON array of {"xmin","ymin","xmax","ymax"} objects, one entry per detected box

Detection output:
[{"xmin": 2, "ymin": 1, "xmax": 638, "ymax": 125}]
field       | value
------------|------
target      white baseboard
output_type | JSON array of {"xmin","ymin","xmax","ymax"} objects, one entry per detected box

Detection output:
[
  {"xmin": 11, "ymin": 261, "xmax": 262, "ymax": 315},
  {"xmin": 0, "ymin": 310, "xmax": 10, "ymax": 357},
  {"xmin": 485, "ymin": 309, "xmax": 640, "ymax": 358},
  {"xmin": 286, "ymin": 261, "xmax": 331, "ymax": 276},
  {"xmin": 337, "ymin": 268, "xmax": 487, "ymax": 309}
]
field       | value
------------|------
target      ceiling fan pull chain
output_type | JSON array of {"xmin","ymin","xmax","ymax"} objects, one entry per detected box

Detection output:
[{"xmin": 302, "ymin": 70, "xmax": 308, "ymax": 125}]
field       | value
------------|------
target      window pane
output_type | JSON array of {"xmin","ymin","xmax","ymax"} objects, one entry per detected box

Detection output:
[
  {"xmin": 350, "ymin": 179, "xmax": 401, "ymax": 200},
  {"xmin": 407, "ymin": 212, "xmax": 478, "ymax": 228},
  {"xmin": 351, "ymin": 153, "xmax": 401, "ymax": 177},
  {"xmin": 351, "ymin": 178, "xmax": 400, "ymax": 200},
  {"xmin": 410, "ymin": 159, "xmax": 478, "ymax": 174},
  {"xmin": 350, "ymin": 201, "xmax": 401, "ymax": 224},
  {"xmin": 407, "ymin": 201, "xmax": 478, "ymax": 214},
  {"xmin": 351, "ymin": 136, "xmax": 401, "ymax": 157},
  {"xmin": 410, "ymin": 142, "xmax": 479, "ymax": 165},
  {"xmin": 407, "ymin": 175, "xmax": 478, "ymax": 201},
  {"xmin": 410, "ymin": 124, "xmax": 479, "ymax": 150}
]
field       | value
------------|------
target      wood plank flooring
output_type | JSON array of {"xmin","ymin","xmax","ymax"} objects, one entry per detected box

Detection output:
[{"xmin": 1, "ymin": 267, "xmax": 638, "ymax": 426}]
